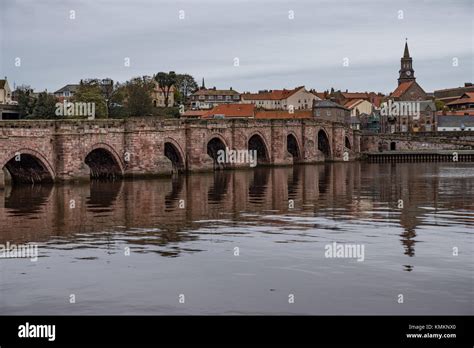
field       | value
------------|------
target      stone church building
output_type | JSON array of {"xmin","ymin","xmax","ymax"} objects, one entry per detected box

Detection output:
[{"xmin": 383, "ymin": 41, "xmax": 437, "ymax": 133}]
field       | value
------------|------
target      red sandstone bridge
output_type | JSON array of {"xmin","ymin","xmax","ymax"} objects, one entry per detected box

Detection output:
[{"xmin": 0, "ymin": 118, "xmax": 359, "ymax": 186}]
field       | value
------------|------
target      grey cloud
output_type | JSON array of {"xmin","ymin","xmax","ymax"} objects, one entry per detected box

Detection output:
[{"xmin": 1, "ymin": 0, "xmax": 472, "ymax": 93}]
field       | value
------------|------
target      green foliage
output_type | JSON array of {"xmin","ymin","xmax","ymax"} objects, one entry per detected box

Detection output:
[
  {"xmin": 81, "ymin": 78, "xmax": 117, "ymax": 115},
  {"xmin": 31, "ymin": 92, "xmax": 57, "ymax": 119},
  {"xmin": 73, "ymin": 82, "xmax": 107, "ymax": 118},
  {"xmin": 151, "ymin": 106, "xmax": 180, "ymax": 118},
  {"xmin": 175, "ymin": 74, "xmax": 198, "ymax": 105},
  {"xmin": 124, "ymin": 77, "xmax": 154, "ymax": 116},
  {"xmin": 15, "ymin": 85, "xmax": 36, "ymax": 118},
  {"xmin": 435, "ymin": 100, "xmax": 445, "ymax": 111},
  {"xmin": 154, "ymin": 71, "xmax": 177, "ymax": 107}
]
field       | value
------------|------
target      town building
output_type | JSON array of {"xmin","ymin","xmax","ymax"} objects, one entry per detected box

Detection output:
[
  {"xmin": 190, "ymin": 80, "xmax": 240, "ymax": 109},
  {"xmin": 382, "ymin": 41, "xmax": 436, "ymax": 133},
  {"xmin": 241, "ymin": 86, "xmax": 320, "ymax": 110},
  {"xmin": 309, "ymin": 89, "xmax": 327, "ymax": 100},
  {"xmin": 437, "ymin": 115, "xmax": 474, "ymax": 132},
  {"xmin": 332, "ymin": 91, "xmax": 369, "ymax": 105},
  {"xmin": 445, "ymin": 92, "xmax": 474, "ymax": 111},
  {"xmin": 0, "ymin": 78, "xmax": 13, "ymax": 104},
  {"xmin": 54, "ymin": 84, "xmax": 80, "ymax": 101},
  {"xmin": 434, "ymin": 83, "xmax": 474, "ymax": 105},
  {"xmin": 344, "ymin": 99, "xmax": 374, "ymax": 117},
  {"xmin": 181, "ymin": 110, "xmax": 207, "ymax": 119},
  {"xmin": 312, "ymin": 99, "xmax": 350, "ymax": 123},
  {"xmin": 0, "ymin": 78, "xmax": 19, "ymax": 119},
  {"xmin": 151, "ymin": 81, "xmax": 175, "ymax": 107},
  {"xmin": 331, "ymin": 90, "xmax": 384, "ymax": 109}
]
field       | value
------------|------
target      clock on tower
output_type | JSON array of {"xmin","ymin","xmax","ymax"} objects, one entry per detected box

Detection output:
[{"xmin": 398, "ymin": 40, "xmax": 416, "ymax": 85}]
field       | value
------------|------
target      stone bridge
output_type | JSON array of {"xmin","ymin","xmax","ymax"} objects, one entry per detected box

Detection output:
[{"xmin": 0, "ymin": 118, "xmax": 360, "ymax": 186}]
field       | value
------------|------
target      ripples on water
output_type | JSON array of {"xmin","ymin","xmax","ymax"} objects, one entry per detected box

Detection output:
[{"xmin": 0, "ymin": 162, "xmax": 473, "ymax": 315}]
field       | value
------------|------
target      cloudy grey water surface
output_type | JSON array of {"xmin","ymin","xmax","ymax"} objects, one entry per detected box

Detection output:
[{"xmin": 0, "ymin": 162, "xmax": 473, "ymax": 315}]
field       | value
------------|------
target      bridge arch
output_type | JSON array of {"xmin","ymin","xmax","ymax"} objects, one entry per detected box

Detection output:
[
  {"xmin": 164, "ymin": 138, "xmax": 185, "ymax": 172},
  {"xmin": 84, "ymin": 143, "xmax": 124, "ymax": 180},
  {"xmin": 1, "ymin": 149, "xmax": 55, "ymax": 185},
  {"xmin": 207, "ymin": 135, "xmax": 228, "ymax": 169},
  {"xmin": 287, "ymin": 133, "xmax": 301, "ymax": 161},
  {"xmin": 345, "ymin": 135, "xmax": 352, "ymax": 150},
  {"xmin": 248, "ymin": 132, "xmax": 270, "ymax": 165},
  {"xmin": 317, "ymin": 128, "xmax": 331, "ymax": 159}
]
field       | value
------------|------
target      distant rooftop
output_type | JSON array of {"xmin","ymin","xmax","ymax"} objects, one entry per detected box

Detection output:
[{"xmin": 54, "ymin": 84, "xmax": 80, "ymax": 94}]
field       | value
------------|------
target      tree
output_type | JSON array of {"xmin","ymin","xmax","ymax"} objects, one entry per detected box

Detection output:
[
  {"xmin": 15, "ymin": 85, "xmax": 36, "ymax": 118},
  {"xmin": 175, "ymin": 74, "xmax": 198, "ymax": 105},
  {"xmin": 31, "ymin": 91, "xmax": 57, "ymax": 119},
  {"xmin": 154, "ymin": 71, "xmax": 177, "ymax": 107},
  {"xmin": 124, "ymin": 77, "xmax": 154, "ymax": 116},
  {"xmin": 73, "ymin": 82, "xmax": 107, "ymax": 118},
  {"xmin": 435, "ymin": 100, "xmax": 445, "ymax": 111},
  {"xmin": 80, "ymin": 78, "xmax": 118, "ymax": 116}
]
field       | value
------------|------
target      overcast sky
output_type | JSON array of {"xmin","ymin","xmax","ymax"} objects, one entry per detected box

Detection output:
[{"xmin": 1, "ymin": 0, "xmax": 472, "ymax": 94}]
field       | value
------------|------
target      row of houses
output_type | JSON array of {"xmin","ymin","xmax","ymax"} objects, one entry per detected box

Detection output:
[
  {"xmin": 1, "ymin": 40, "xmax": 473, "ymax": 130},
  {"xmin": 182, "ymin": 41, "xmax": 474, "ymax": 133}
]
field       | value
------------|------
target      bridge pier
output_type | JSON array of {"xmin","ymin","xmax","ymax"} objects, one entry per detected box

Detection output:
[
  {"xmin": 0, "ymin": 168, "xmax": 12, "ymax": 189},
  {"xmin": 0, "ymin": 168, "xmax": 4, "ymax": 190}
]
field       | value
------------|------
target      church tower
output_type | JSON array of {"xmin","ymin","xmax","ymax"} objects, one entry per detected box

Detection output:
[{"xmin": 398, "ymin": 40, "xmax": 416, "ymax": 85}]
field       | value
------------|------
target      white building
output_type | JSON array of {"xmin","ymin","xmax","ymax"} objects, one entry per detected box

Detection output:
[{"xmin": 241, "ymin": 86, "xmax": 320, "ymax": 110}]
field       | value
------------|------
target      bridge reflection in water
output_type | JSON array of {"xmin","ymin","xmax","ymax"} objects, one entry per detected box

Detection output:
[{"xmin": 0, "ymin": 162, "xmax": 473, "ymax": 314}]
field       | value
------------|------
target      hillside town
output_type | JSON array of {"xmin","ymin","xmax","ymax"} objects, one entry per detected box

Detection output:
[{"xmin": 1, "ymin": 41, "xmax": 473, "ymax": 133}]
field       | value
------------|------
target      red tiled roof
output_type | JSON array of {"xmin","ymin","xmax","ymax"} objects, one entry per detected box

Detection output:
[
  {"xmin": 446, "ymin": 92, "xmax": 474, "ymax": 106},
  {"xmin": 255, "ymin": 110, "xmax": 312, "ymax": 119},
  {"xmin": 342, "ymin": 92, "xmax": 369, "ymax": 99},
  {"xmin": 370, "ymin": 95, "xmax": 384, "ymax": 108},
  {"xmin": 390, "ymin": 81, "xmax": 415, "ymax": 98},
  {"xmin": 242, "ymin": 86, "xmax": 304, "ymax": 101},
  {"xmin": 202, "ymin": 104, "xmax": 255, "ymax": 118},
  {"xmin": 344, "ymin": 98, "xmax": 365, "ymax": 108},
  {"xmin": 311, "ymin": 91, "xmax": 326, "ymax": 99},
  {"xmin": 182, "ymin": 110, "xmax": 207, "ymax": 117}
]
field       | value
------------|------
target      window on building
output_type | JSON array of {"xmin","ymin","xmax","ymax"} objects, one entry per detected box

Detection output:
[
  {"xmin": 316, "ymin": 110, "xmax": 320, "ymax": 116},
  {"xmin": 326, "ymin": 110, "xmax": 331, "ymax": 116},
  {"xmin": 233, "ymin": 95, "xmax": 239, "ymax": 100},
  {"xmin": 226, "ymin": 95, "xmax": 231, "ymax": 100},
  {"xmin": 217, "ymin": 95, "xmax": 223, "ymax": 100},
  {"xmin": 199, "ymin": 95, "xmax": 205, "ymax": 100}
]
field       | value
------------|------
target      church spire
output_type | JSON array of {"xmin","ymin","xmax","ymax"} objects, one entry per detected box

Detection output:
[
  {"xmin": 201, "ymin": 78, "xmax": 206, "ymax": 89},
  {"xmin": 398, "ymin": 39, "xmax": 415, "ymax": 85},
  {"xmin": 403, "ymin": 38, "xmax": 410, "ymax": 58}
]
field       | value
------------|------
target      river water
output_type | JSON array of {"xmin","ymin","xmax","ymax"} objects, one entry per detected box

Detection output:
[{"xmin": 0, "ymin": 162, "xmax": 473, "ymax": 315}]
